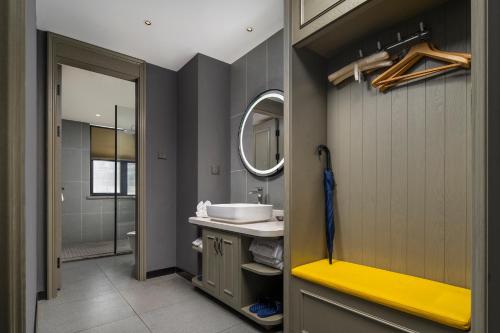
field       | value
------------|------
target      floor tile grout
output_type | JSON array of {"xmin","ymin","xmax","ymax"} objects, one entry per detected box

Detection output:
[{"xmin": 95, "ymin": 258, "xmax": 154, "ymax": 333}]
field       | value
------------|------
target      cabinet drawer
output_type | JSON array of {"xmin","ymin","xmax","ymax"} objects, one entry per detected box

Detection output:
[
  {"xmin": 300, "ymin": 290, "xmax": 401, "ymax": 333},
  {"xmin": 292, "ymin": 0, "xmax": 370, "ymax": 45},
  {"xmin": 291, "ymin": 278, "xmax": 462, "ymax": 333}
]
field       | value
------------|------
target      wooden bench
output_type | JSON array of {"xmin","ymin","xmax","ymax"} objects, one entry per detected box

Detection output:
[{"xmin": 292, "ymin": 260, "xmax": 471, "ymax": 331}]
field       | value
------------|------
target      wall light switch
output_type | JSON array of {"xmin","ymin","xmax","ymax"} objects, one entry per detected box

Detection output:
[
  {"xmin": 157, "ymin": 152, "xmax": 167, "ymax": 160},
  {"xmin": 211, "ymin": 165, "xmax": 220, "ymax": 175}
]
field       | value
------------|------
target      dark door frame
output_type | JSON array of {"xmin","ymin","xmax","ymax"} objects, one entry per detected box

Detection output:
[{"xmin": 46, "ymin": 32, "xmax": 148, "ymax": 299}]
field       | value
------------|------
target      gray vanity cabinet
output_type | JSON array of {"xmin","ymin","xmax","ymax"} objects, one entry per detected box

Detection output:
[
  {"xmin": 292, "ymin": 0, "xmax": 369, "ymax": 44},
  {"xmin": 202, "ymin": 229, "xmax": 220, "ymax": 297},
  {"xmin": 202, "ymin": 229, "xmax": 240, "ymax": 308}
]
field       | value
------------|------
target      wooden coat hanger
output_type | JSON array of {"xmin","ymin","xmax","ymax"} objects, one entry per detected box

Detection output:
[
  {"xmin": 372, "ymin": 42, "xmax": 470, "ymax": 89},
  {"xmin": 328, "ymin": 51, "xmax": 390, "ymax": 85}
]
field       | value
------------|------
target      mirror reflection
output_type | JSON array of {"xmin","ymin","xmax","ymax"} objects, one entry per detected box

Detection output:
[{"xmin": 239, "ymin": 90, "xmax": 284, "ymax": 177}]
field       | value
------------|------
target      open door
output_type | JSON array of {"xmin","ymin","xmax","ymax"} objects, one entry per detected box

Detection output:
[{"xmin": 49, "ymin": 64, "xmax": 63, "ymax": 296}]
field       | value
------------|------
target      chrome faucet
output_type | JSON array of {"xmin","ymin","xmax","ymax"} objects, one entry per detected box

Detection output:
[{"xmin": 248, "ymin": 187, "xmax": 264, "ymax": 204}]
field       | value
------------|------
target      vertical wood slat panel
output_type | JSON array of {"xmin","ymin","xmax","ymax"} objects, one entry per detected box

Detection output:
[
  {"xmin": 375, "ymin": 90, "xmax": 392, "ymax": 270},
  {"xmin": 337, "ymin": 82, "xmax": 352, "ymax": 260},
  {"xmin": 444, "ymin": 1, "xmax": 468, "ymax": 287},
  {"xmin": 424, "ymin": 7, "xmax": 446, "ymax": 282},
  {"xmin": 325, "ymin": 0, "xmax": 471, "ymax": 288},
  {"xmin": 350, "ymin": 80, "xmax": 364, "ymax": 263},
  {"xmin": 362, "ymin": 83, "xmax": 377, "ymax": 267},
  {"xmin": 390, "ymin": 75, "xmax": 408, "ymax": 273},
  {"xmin": 406, "ymin": 18, "xmax": 427, "ymax": 277}
]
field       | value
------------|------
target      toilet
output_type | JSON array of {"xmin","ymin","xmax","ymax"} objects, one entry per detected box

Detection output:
[{"xmin": 126, "ymin": 231, "xmax": 136, "ymax": 253}]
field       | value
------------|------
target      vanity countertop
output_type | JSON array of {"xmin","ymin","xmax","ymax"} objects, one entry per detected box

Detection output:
[{"xmin": 189, "ymin": 217, "xmax": 284, "ymax": 238}]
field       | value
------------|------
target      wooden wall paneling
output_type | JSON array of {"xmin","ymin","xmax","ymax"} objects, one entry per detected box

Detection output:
[
  {"xmin": 375, "ymin": 79, "xmax": 392, "ymax": 270},
  {"xmin": 337, "ymin": 73, "xmax": 352, "ymax": 261},
  {"xmin": 424, "ymin": 7, "xmax": 446, "ymax": 283},
  {"xmin": 361, "ymin": 80, "xmax": 378, "ymax": 267},
  {"xmin": 405, "ymin": 16, "xmax": 428, "ymax": 280},
  {"xmin": 350, "ymin": 70, "xmax": 364, "ymax": 263},
  {"xmin": 323, "ymin": 0, "xmax": 471, "ymax": 288},
  {"xmin": 390, "ymin": 22, "xmax": 409, "ymax": 274},
  {"xmin": 443, "ymin": 1, "xmax": 469, "ymax": 287}
]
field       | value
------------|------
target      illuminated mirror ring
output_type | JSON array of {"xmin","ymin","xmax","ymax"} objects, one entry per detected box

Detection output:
[{"xmin": 238, "ymin": 89, "xmax": 284, "ymax": 177}]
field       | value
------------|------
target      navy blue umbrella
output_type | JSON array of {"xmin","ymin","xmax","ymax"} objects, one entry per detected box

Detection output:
[{"xmin": 317, "ymin": 145, "xmax": 335, "ymax": 265}]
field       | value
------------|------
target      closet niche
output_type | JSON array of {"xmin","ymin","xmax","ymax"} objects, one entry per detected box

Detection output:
[{"xmin": 286, "ymin": 0, "xmax": 477, "ymax": 332}]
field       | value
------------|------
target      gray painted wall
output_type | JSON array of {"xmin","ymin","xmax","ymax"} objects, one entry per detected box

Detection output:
[
  {"xmin": 26, "ymin": 0, "xmax": 38, "ymax": 330},
  {"xmin": 146, "ymin": 63, "xmax": 178, "ymax": 271},
  {"xmin": 229, "ymin": 30, "xmax": 284, "ymax": 209},
  {"xmin": 61, "ymin": 120, "xmax": 135, "ymax": 247},
  {"xmin": 177, "ymin": 56, "xmax": 199, "ymax": 275},
  {"xmin": 177, "ymin": 54, "xmax": 230, "ymax": 275}
]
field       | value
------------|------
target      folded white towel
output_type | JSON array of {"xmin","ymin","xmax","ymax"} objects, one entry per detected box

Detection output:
[
  {"xmin": 195, "ymin": 200, "xmax": 212, "ymax": 218},
  {"xmin": 192, "ymin": 238, "xmax": 203, "ymax": 247},
  {"xmin": 253, "ymin": 253, "xmax": 284, "ymax": 270},
  {"xmin": 249, "ymin": 238, "xmax": 283, "ymax": 260}
]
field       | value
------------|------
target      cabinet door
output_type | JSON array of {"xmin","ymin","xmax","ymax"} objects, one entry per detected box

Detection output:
[
  {"xmin": 202, "ymin": 229, "xmax": 220, "ymax": 297},
  {"xmin": 292, "ymin": 0, "xmax": 369, "ymax": 45},
  {"xmin": 219, "ymin": 232, "xmax": 240, "ymax": 307}
]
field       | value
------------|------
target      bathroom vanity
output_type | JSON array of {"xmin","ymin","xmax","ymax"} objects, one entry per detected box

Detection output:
[{"xmin": 189, "ymin": 217, "xmax": 284, "ymax": 328}]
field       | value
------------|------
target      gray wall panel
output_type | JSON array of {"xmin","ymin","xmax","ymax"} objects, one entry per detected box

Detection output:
[
  {"xmin": 146, "ymin": 63, "xmax": 178, "ymax": 271},
  {"xmin": 229, "ymin": 30, "xmax": 284, "ymax": 209},
  {"xmin": 176, "ymin": 57, "xmax": 199, "ymax": 275}
]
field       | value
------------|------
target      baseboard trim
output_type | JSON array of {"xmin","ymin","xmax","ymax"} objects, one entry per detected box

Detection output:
[
  {"xmin": 146, "ymin": 267, "xmax": 177, "ymax": 279},
  {"xmin": 146, "ymin": 267, "xmax": 196, "ymax": 281}
]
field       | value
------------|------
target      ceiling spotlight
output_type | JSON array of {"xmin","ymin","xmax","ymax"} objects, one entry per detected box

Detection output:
[
  {"xmin": 144, "ymin": 20, "xmax": 152, "ymax": 26},
  {"xmin": 246, "ymin": 27, "xmax": 254, "ymax": 32},
  {"xmin": 96, "ymin": 114, "xmax": 101, "ymax": 117}
]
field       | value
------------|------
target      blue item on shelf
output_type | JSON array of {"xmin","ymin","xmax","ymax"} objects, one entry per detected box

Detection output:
[{"xmin": 257, "ymin": 301, "xmax": 283, "ymax": 318}]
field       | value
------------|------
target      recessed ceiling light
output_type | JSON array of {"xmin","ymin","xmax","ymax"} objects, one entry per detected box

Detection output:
[
  {"xmin": 246, "ymin": 27, "xmax": 254, "ymax": 32},
  {"xmin": 96, "ymin": 114, "xmax": 101, "ymax": 117},
  {"xmin": 144, "ymin": 20, "xmax": 152, "ymax": 26}
]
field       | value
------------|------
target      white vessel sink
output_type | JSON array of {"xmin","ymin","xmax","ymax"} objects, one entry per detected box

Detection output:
[{"xmin": 207, "ymin": 203, "xmax": 273, "ymax": 223}]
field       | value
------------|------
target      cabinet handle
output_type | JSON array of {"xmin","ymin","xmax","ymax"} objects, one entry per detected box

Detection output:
[
  {"xmin": 211, "ymin": 236, "xmax": 219, "ymax": 255},
  {"xmin": 218, "ymin": 238, "xmax": 223, "ymax": 256}
]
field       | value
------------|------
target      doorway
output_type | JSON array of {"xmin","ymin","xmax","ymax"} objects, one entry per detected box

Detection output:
[
  {"xmin": 46, "ymin": 33, "xmax": 147, "ymax": 299},
  {"xmin": 60, "ymin": 65, "xmax": 136, "ymax": 262}
]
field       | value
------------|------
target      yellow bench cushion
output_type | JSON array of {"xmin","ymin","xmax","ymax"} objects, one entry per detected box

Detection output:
[{"xmin": 292, "ymin": 260, "xmax": 471, "ymax": 331}]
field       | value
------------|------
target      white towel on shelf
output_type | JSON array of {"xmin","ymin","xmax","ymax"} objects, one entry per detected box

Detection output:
[
  {"xmin": 249, "ymin": 238, "xmax": 283, "ymax": 260},
  {"xmin": 195, "ymin": 200, "xmax": 212, "ymax": 218},
  {"xmin": 253, "ymin": 253, "xmax": 284, "ymax": 270},
  {"xmin": 192, "ymin": 238, "xmax": 203, "ymax": 248}
]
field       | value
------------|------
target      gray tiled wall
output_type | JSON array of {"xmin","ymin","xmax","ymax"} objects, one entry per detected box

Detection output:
[
  {"xmin": 61, "ymin": 119, "xmax": 135, "ymax": 246},
  {"xmin": 229, "ymin": 30, "xmax": 284, "ymax": 209}
]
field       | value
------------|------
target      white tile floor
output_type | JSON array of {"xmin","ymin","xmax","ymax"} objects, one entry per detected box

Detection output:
[{"xmin": 37, "ymin": 254, "xmax": 276, "ymax": 333}]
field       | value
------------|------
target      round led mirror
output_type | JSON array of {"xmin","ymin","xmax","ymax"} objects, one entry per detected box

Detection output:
[{"xmin": 238, "ymin": 89, "xmax": 284, "ymax": 177}]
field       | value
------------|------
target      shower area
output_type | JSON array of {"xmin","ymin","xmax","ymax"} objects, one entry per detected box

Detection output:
[{"xmin": 60, "ymin": 65, "xmax": 137, "ymax": 261}]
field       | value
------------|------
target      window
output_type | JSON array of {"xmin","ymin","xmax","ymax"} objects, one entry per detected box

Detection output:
[
  {"xmin": 91, "ymin": 160, "xmax": 135, "ymax": 196},
  {"xmin": 90, "ymin": 125, "xmax": 136, "ymax": 196}
]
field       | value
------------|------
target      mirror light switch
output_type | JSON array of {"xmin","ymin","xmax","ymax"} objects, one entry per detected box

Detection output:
[{"xmin": 157, "ymin": 153, "xmax": 167, "ymax": 160}]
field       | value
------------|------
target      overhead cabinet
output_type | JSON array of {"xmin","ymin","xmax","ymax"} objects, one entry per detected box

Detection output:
[{"xmin": 292, "ymin": 0, "xmax": 450, "ymax": 56}]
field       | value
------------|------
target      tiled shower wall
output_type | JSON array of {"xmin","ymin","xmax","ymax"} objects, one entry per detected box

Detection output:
[
  {"xmin": 61, "ymin": 119, "xmax": 135, "ymax": 246},
  {"xmin": 230, "ymin": 30, "xmax": 284, "ymax": 209}
]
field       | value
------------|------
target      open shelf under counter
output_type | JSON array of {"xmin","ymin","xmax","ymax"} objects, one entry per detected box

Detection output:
[
  {"xmin": 241, "ymin": 305, "xmax": 283, "ymax": 327},
  {"xmin": 241, "ymin": 263, "xmax": 282, "ymax": 276}
]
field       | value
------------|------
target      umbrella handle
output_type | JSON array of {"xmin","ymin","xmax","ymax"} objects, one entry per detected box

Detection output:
[{"xmin": 317, "ymin": 145, "xmax": 332, "ymax": 170}]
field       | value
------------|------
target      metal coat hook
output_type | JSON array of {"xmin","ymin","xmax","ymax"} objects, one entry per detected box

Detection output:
[{"xmin": 377, "ymin": 41, "xmax": 382, "ymax": 51}]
